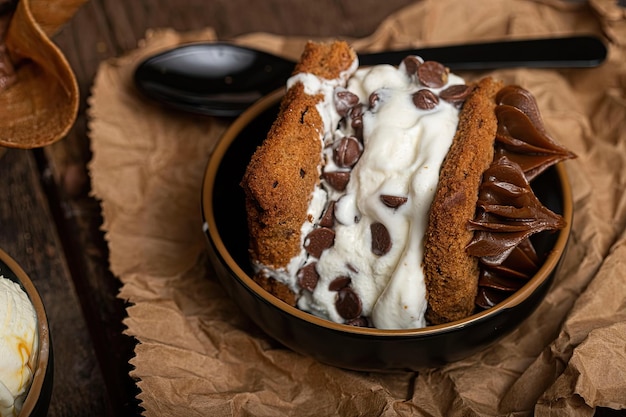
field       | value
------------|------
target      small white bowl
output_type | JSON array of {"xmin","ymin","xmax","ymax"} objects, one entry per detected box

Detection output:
[{"xmin": 0, "ymin": 248, "xmax": 52, "ymax": 417}]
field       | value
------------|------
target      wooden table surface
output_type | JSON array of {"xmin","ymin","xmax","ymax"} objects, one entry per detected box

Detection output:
[{"xmin": 0, "ymin": 1, "xmax": 416, "ymax": 416}]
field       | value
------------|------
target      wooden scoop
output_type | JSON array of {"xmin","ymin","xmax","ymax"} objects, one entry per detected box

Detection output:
[{"xmin": 0, "ymin": 0, "xmax": 83, "ymax": 148}]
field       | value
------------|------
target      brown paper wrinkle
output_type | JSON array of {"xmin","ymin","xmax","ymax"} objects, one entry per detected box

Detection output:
[
  {"xmin": 572, "ymin": 322, "xmax": 626, "ymax": 409},
  {"xmin": 506, "ymin": 227, "xmax": 626, "ymax": 414},
  {"xmin": 559, "ymin": 245, "xmax": 626, "ymax": 346},
  {"xmin": 126, "ymin": 302, "xmax": 210, "ymax": 350},
  {"xmin": 534, "ymin": 325, "xmax": 625, "ymax": 415},
  {"xmin": 87, "ymin": 0, "xmax": 626, "ymax": 415}
]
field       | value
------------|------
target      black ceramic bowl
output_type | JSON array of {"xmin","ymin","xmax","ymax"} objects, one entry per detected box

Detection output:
[
  {"xmin": 0, "ymin": 249, "xmax": 53, "ymax": 417},
  {"xmin": 201, "ymin": 89, "xmax": 573, "ymax": 371}
]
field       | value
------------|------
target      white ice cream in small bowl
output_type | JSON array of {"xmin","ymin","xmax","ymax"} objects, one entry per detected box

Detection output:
[{"xmin": 0, "ymin": 249, "xmax": 52, "ymax": 417}]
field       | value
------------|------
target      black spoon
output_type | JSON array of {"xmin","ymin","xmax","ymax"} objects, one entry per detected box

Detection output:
[{"xmin": 134, "ymin": 35, "xmax": 606, "ymax": 117}]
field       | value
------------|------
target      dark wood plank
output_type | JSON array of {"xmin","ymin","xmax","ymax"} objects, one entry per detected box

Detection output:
[
  {"xmin": 34, "ymin": 149, "xmax": 141, "ymax": 417},
  {"xmin": 0, "ymin": 149, "xmax": 109, "ymax": 416}
]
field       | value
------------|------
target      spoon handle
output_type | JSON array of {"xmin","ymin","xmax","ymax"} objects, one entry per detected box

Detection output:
[{"xmin": 358, "ymin": 35, "xmax": 607, "ymax": 70}]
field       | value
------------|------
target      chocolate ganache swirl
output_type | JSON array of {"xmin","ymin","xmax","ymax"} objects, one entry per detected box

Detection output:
[{"xmin": 466, "ymin": 85, "xmax": 575, "ymax": 309}]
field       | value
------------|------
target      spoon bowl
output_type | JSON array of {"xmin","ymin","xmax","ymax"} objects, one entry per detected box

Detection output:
[
  {"xmin": 1, "ymin": 248, "xmax": 53, "ymax": 417},
  {"xmin": 135, "ymin": 43, "xmax": 294, "ymax": 117},
  {"xmin": 134, "ymin": 36, "xmax": 607, "ymax": 117}
]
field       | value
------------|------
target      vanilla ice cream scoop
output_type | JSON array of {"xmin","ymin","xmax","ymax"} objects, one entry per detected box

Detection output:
[{"xmin": 0, "ymin": 276, "xmax": 38, "ymax": 417}]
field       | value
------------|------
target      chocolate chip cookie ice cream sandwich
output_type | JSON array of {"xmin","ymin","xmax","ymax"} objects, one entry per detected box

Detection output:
[{"xmin": 241, "ymin": 41, "xmax": 575, "ymax": 329}]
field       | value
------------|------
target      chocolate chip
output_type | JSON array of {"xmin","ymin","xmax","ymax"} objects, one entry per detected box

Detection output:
[
  {"xmin": 345, "ymin": 317, "xmax": 369, "ymax": 327},
  {"xmin": 322, "ymin": 171, "xmax": 351, "ymax": 191},
  {"xmin": 412, "ymin": 89, "xmax": 439, "ymax": 110},
  {"xmin": 333, "ymin": 136, "xmax": 362, "ymax": 168},
  {"xmin": 335, "ymin": 287, "xmax": 362, "ymax": 320},
  {"xmin": 345, "ymin": 103, "xmax": 365, "ymax": 141},
  {"xmin": 329, "ymin": 276, "xmax": 351, "ymax": 291},
  {"xmin": 440, "ymin": 84, "xmax": 472, "ymax": 108},
  {"xmin": 334, "ymin": 88, "xmax": 360, "ymax": 117},
  {"xmin": 349, "ymin": 104, "xmax": 364, "ymax": 130},
  {"xmin": 319, "ymin": 200, "xmax": 336, "ymax": 228},
  {"xmin": 368, "ymin": 91, "xmax": 380, "ymax": 109},
  {"xmin": 380, "ymin": 194, "xmax": 408, "ymax": 209},
  {"xmin": 370, "ymin": 222, "xmax": 392, "ymax": 256},
  {"xmin": 402, "ymin": 55, "xmax": 422, "ymax": 76},
  {"xmin": 304, "ymin": 227, "xmax": 335, "ymax": 258},
  {"xmin": 297, "ymin": 263, "xmax": 319, "ymax": 292},
  {"xmin": 417, "ymin": 61, "xmax": 448, "ymax": 88}
]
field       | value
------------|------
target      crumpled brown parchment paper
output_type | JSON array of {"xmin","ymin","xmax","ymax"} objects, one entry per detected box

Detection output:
[{"xmin": 87, "ymin": 0, "xmax": 626, "ymax": 415}]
